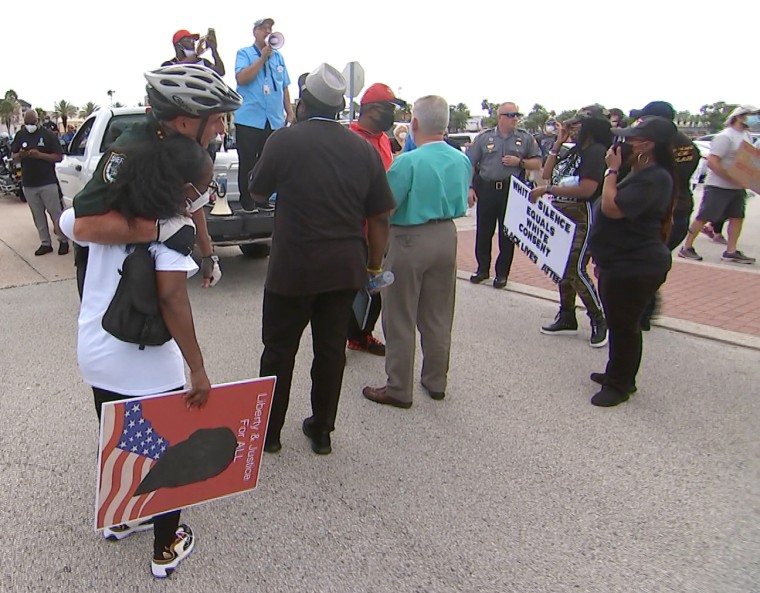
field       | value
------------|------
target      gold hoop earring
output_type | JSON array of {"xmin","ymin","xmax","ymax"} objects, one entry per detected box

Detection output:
[{"xmin": 636, "ymin": 152, "xmax": 650, "ymax": 165}]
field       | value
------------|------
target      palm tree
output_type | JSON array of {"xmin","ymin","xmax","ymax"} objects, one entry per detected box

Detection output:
[
  {"xmin": 79, "ymin": 101, "xmax": 99, "ymax": 118},
  {"xmin": 53, "ymin": 100, "xmax": 78, "ymax": 131},
  {"xmin": 35, "ymin": 107, "xmax": 47, "ymax": 122},
  {"xmin": 112, "ymin": 101, "xmax": 125, "ymax": 108},
  {"xmin": 107, "ymin": 90, "xmax": 115, "ymax": 107},
  {"xmin": 0, "ymin": 90, "xmax": 19, "ymax": 132}
]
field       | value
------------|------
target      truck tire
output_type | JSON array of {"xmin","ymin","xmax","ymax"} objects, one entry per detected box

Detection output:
[
  {"xmin": 17, "ymin": 187, "xmax": 25, "ymax": 202},
  {"xmin": 239, "ymin": 243, "xmax": 270, "ymax": 258}
]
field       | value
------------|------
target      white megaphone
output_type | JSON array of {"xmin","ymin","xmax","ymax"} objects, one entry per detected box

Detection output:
[
  {"xmin": 266, "ymin": 32, "xmax": 284, "ymax": 49},
  {"xmin": 210, "ymin": 175, "xmax": 232, "ymax": 216}
]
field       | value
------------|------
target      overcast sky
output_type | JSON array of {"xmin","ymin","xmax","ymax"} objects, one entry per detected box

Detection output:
[{"xmin": 5, "ymin": 0, "xmax": 755, "ymax": 118}]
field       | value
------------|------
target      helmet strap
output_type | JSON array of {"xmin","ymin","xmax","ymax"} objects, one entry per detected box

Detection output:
[{"xmin": 196, "ymin": 115, "xmax": 210, "ymax": 146}]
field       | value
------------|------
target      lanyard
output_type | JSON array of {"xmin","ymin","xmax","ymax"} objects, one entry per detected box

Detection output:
[{"xmin": 252, "ymin": 45, "xmax": 277, "ymax": 93}]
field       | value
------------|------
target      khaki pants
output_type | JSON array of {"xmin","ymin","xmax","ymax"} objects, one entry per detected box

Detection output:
[
  {"xmin": 382, "ymin": 220, "xmax": 458, "ymax": 403},
  {"xmin": 24, "ymin": 183, "xmax": 67, "ymax": 246}
]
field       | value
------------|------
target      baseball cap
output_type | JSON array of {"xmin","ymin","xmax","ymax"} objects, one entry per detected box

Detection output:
[
  {"xmin": 254, "ymin": 17, "xmax": 275, "ymax": 28},
  {"xmin": 612, "ymin": 116, "xmax": 677, "ymax": 142},
  {"xmin": 563, "ymin": 103, "xmax": 608, "ymax": 125},
  {"xmin": 360, "ymin": 83, "xmax": 407, "ymax": 107},
  {"xmin": 172, "ymin": 29, "xmax": 199, "ymax": 45},
  {"xmin": 629, "ymin": 101, "xmax": 676, "ymax": 121},
  {"xmin": 725, "ymin": 104, "xmax": 760, "ymax": 123}
]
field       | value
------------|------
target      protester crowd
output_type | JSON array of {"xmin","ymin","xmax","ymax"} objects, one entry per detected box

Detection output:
[{"xmin": 6, "ymin": 15, "xmax": 755, "ymax": 580}]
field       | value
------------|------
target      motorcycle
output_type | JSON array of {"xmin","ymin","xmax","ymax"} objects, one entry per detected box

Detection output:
[{"xmin": 0, "ymin": 137, "xmax": 25, "ymax": 202}]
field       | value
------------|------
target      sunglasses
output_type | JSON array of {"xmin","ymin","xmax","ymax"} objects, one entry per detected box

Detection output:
[{"xmin": 498, "ymin": 112, "xmax": 521, "ymax": 118}]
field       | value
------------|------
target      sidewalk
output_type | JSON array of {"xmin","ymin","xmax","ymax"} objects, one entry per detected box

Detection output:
[{"xmin": 456, "ymin": 228, "xmax": 760, "ymax": 345}]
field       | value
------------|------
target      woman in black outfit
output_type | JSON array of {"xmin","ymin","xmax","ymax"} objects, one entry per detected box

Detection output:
[{"xmin": 588, "ymin": 116, "xmax": 678, "ymax": 407}]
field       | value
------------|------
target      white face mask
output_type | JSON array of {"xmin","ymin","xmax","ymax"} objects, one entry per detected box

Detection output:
[
  {"xmin": 182, "ymin": 48, "xmax": 196, "ymax": 58},
  {"xmin": 187, "ymin": 185, "xmax": 210, "ymax": 213},
  {"xmin": 398, "ymin": 132, "xmax": 407, "ymax": 140},
  {"xmin": 25, "ymin": 124, "xmax": 38, "ymax": 133}
]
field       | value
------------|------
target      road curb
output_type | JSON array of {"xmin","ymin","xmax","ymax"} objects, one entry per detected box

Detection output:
[{"xmin": 456, "ymin": 270, "xmax": 760, "ymax": 352}]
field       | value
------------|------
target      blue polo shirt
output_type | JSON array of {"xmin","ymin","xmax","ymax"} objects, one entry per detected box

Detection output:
[
  {"xmin": 387, "ymin": 141, "xmax": 471, "ymax": 226},
  {"xmin": 234, "ymin": 46, "xmax": 291, "ymax": 129}
]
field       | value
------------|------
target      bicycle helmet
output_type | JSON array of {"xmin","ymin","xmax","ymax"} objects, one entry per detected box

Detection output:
[{"xmin": 144, "ymin": 64, "xmax": 242, "ymax": 120}]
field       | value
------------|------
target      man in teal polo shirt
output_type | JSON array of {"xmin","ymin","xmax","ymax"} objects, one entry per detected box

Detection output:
[
  {"xmin": 234, "ymin": 17, "xmax": 295, "ymax": 210},
  {"xmin": 363, "ymin": 95, "xmax": 471, "ymax": 408}
]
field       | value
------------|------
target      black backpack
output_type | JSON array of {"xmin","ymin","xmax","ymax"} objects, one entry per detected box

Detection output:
[{"xmin": 102, "ymin": 244, "xmax": 172, "ymax": 350}]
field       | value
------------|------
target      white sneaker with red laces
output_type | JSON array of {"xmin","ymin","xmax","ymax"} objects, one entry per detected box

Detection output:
[{"xmin": 151, "ymin": 524, "xmax": 195, "ymax": 579}]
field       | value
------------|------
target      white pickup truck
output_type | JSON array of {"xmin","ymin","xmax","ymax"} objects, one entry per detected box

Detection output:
[{"xmin": 56, "ymin": 107, "xmax": 272, "ymax": 257}]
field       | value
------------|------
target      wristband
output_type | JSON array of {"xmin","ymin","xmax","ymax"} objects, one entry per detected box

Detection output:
[
  {"xmin": 549, "ymin": 150, "xmax": 559, "ymax": 157},
  {"xmin": 604, "ymin": 168, "xmax": 619, "ymax": 178}
]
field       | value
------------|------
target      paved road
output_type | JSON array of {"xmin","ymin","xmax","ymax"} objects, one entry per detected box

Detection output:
[{"xmin": 1, "ymin": 204, "xmax": 758, "ymax": 592}]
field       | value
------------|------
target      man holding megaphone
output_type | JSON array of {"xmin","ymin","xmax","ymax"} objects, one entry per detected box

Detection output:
[{"xmin": 235, "ymin": 17, "xmax": 295, "ymax": 211}]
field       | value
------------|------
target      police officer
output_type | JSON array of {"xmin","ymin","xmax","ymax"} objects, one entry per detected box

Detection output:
[
  {"xmin": 468, "ymin": 102, "xmax": 541, "ymax": 288},
  {"xmin": 72, "ymin": 64, "xmax": 242, "ymax": 297}
]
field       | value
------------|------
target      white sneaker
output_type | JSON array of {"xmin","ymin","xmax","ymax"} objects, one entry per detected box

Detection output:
[
  {"xmin": 103, "ymin": 519, "xmax": 154, "ymax": 541},
  {"xmin": 151, "ymin": 524, "xmax": 195, "ymax": 579}
]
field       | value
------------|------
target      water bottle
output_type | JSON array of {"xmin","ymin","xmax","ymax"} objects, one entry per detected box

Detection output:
[{"xmin": 367, "ymin": 270, "xmax": 395, "ymax": 293}]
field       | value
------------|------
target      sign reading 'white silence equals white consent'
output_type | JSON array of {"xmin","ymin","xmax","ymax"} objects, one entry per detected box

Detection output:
[{"xmin": 504, "ymin": 177, "xmax": 576, "ymax": 283}]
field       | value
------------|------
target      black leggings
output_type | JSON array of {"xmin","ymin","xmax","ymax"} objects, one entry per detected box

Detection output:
[{"xmin": 93, "ymin": 386, "xmax": 182, "ymax": 556}]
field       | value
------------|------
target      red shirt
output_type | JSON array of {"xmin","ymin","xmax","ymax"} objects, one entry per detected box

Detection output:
[{"xmin": 349, "ymin": 122, "xmax": 393, "ymax": 171}]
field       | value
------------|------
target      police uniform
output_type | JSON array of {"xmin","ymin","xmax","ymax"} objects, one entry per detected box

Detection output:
[
  {"xmin": 72, "ymin": 115, "xmax": 166, "ymax": 297},
  {"xmin": 467, "ymin": 127, "xmax": 541, "ymax": 281}
]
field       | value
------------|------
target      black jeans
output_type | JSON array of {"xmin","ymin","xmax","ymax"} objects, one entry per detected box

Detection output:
[
  {"xmin": 347, "ymin": 292, "xmax": 382, "ymax": 340},
  {"xmin": 598, "ymin": 272, "xmax": 666, "ymax": 394},
  {"xmin": 92, "ymin": 386, "xmax": 182, "ymax": 556},
  {"xmin": 236, "ymin": 122, "xmax": 273, "ymax": 210},
  {"xmin": 474, "ymin": 178, "xmax": 515, "ymax": 279},
  {"xmin": 260, "ymin": 288, "xmax": 357, "ymax": 438},
  {"xmin": 641, "ymin": 211, "xmax": 689, "ymax": 323}
]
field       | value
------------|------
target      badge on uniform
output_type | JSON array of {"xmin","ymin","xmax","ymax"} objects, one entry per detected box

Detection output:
[
  {"xmin": 37, "ymin": 138, "xmax": 45, "ymax": 147},
  {"xmin": 486, "ymin": 137, "xmax": 495, "ymax": 152},
  {"xmin": 263, "ymin": 84, "xmax": 271, "ymax": 95},
  {"xmin": 276, "ymin": 65, "xmax": 284, "ymax": 73},
  {"xmin": 103, "ymin": 152, "xmax": 126, "ymax": 184}
]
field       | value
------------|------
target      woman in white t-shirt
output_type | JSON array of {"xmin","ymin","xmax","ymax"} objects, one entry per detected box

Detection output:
[{"xmin": 59, "ymin": 134, "xmax": 214, "ymax": 579}]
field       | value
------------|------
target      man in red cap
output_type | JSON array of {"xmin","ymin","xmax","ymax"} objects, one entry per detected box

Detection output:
[
  {"xmin": 164, "ymin": 29, "xmax": 225, "ymax": 76},
  {"xmin": 346, "ymin": 83, "xmax": 406, "ymax": 355}
]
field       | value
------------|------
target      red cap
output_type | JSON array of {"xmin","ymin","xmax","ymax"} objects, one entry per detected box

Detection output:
[
  {"xmin": 361, "ymin": 83, "xmax": 406, "ymax": 107},
  {"xmin": 172, "ymin": 29, "xmax": 199, "ymax": 45}
]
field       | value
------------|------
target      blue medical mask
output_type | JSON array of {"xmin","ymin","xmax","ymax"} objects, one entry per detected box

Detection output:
[{"xmin": 744, "ymin": 114, "xmax": 760, "ymax": 127}]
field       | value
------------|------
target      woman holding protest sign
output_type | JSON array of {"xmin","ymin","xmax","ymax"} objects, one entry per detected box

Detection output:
[
  {"xmin": 58, "ymin": 135, "xmax": 213, "ymax": 578},
  {"xmin": 587, "ymin": 116, "xmax": 678, "ymax": 407},
  {"xmin": 529, "ymin": 113, "xmax": 611, "ymax": 348}
]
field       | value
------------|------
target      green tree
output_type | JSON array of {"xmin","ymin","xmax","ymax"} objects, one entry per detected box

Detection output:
[
  {"xmin": 700, "ymin": 102, "xmax": 737, "ymax": 133},
  {"xmin": 79, "ymin": 102, "xmax": 99, "ymax": 118},
  {"xmin": 112, "ymin": 101, "xmax": 125, "ymax": 108},
  {"xmin": 449, "ymin": 103, "xmax": 470, "ymax": 132},
  {"xmin": 555, "ymin": 109, "xmax": 577, "ymax": 124},
  {"xmin": 523, "ymin": 103, "xmax": 550, "ymax": 133},
  {"xmin": 0, "ymin": 90, "xmax": 19, "ymax": 132},
  {"xmin": 481, "ymin": 99, "xmax": 499, "ymax": 128},
  {"xmin": 394, "ymin": 102, "xmax": 411, "ymax": 123},
  {"xmin": 53, "ymin": 100, "xmax": 78, "ymax": 130},
  {"xmin": 35, "ymin": 107, "xmax": 47, "ymax": 122}
]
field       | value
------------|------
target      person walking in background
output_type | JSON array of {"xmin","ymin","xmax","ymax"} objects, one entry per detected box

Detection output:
[
  {"xmin": 467, "ymin": 103, "xmax": 542, "ymax": 289},
  {"xmin": 363, "ymin": 95, "xmax": 471, "ymax": 409},
  {"xmin": 11, "ymin": 109, "xmax": 69, "ymax": 256},
  {"xmin": 234, "ymin": 17, "xmax": 295, "ymax": 211},
  {"xmin": 588, "ymin": 116, "xmax": 678, "ymax": 407},
  {"xmin": 679, "ymin": 105, "xmax": 758, "ymax": 264},
  {"xmin": 249, "ymin": 64, "xmax": 395, "ymax": 455},
  {"xmin": 529, "ymin": 112, "xmax": 611, "ymax": 348}
]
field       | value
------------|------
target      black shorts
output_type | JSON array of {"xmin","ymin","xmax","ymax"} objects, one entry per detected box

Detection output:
[{"xmin": 696, "ymin": 186, "xmax": 747, "ymax": 221}]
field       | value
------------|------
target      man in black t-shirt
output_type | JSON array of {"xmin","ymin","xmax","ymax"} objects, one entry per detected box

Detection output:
[
  {"xmin": 163, "ymin": 29, "xmax": 225, "ymax": 75},
  {"xmin": 11, "ymin": 109, "xmax": 68, "ymax": 256},
  {"xmin": 249, "ymin": 63, "xmax": 395, "ymax": 456}
]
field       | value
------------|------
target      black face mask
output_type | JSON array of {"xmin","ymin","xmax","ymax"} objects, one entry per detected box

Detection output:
[{"xmin": 375, "ymin": 110, "xmax": 395, "ymax": 132}]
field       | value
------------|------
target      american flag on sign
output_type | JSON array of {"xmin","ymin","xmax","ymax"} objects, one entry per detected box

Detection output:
[{"xmin": 97, "ymin": 400, "xmax": 170, "ymax": 529}]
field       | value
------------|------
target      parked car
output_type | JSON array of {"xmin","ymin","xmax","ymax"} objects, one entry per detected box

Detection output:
[{"xmin": 56, "ymin": 107, "xmax": 273, "ymax": 257}]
